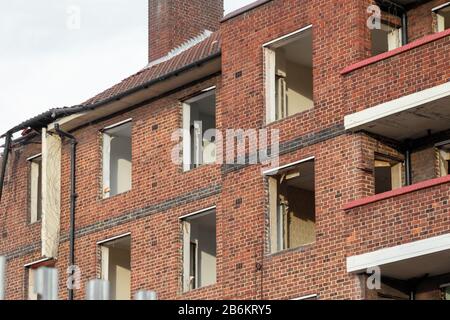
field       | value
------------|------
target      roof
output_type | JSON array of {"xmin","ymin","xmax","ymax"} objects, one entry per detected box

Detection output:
[
  {"xmin": 83, "ymin": 31, "xmax": 221, "ymax": 106},
  {"xmin": 2, "ymin": 31, "xmax": 222, "ymax": 137}
]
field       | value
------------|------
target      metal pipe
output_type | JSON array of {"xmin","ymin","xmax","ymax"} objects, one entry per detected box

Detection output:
[
  {"xmin": 0, "ymin": 132, "xmax": 12, "ymax": 205},
  {"xmin": 405, "ymin": 143, "xmax": 413, "ymax": 186},
  {"xmin": 54, "ymin": 124, "xmax": 77, "ymax": 300},
  {"xmin": 401, "ymin": 12, "xmax": 409, "ymax": 45}
]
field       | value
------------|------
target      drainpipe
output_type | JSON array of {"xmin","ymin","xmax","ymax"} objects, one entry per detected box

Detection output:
[
  {"xmin": 380, "ymin": 0, "xmax": 408, "ymax": 45},
  {"xmin": 401, "ymin": 11, "xmax": 408, "ymax": 45},
  {"xmin": 54, "ymin": 124, "xmax": 77, "ymax": 300},
  {"xmin": 405, "ymin": 141, "xmax": 413, "ymax": 186},
  {"xmin": 0, "ymin": 132, "xmax": 12, "ymax": 205}
]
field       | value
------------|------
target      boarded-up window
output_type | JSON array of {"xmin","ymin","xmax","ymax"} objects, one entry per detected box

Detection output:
[{"xmin": 268, "ymin": 160, "xmax": 315, "ymax": 253}]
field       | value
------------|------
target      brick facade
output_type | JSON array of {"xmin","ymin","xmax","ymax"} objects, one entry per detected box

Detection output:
[
  {"xmin": 148, "ymin": 0, "xmax": 223, "ymax": 62},
  {"xmin": 1, "ymin": 0, "xmax": 450, "ymax": 300}
]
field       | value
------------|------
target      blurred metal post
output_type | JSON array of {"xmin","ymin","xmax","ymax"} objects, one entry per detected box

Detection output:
[
  {"xmin": 35, "ymin": 267, "xmax": 59, "ymax": 300},
  {"xmin": 134, "ymin": 290, "xmax": 158, "ymax": 300},
  {"xmin": 0, "ymin": 256, "xmax": 6, "ymax": 300},
  {"xmin": 86, "ymin": 279, "xmax": 110, "ymax": 300}
]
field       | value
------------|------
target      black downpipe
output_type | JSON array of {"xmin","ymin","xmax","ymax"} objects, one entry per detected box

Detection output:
[
  {"xmin": 401, "ymin": 12, "xmax": 408, "ymax": 45},
  {"xmin": 54, "ymin": 124, "xmax": 77, "ymax": 301},
  {"xmin": 405, "ymin": 142, "xmax": 413, "ymax": 186},
  {"xmin": 0, "ymin": 133, "xmax": 12, "ymax": 205}
]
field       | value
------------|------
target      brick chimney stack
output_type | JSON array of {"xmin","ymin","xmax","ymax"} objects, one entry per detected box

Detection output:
[{"xmin": 148, "ymin": 0, "xmax": 223, "ymax": 63}]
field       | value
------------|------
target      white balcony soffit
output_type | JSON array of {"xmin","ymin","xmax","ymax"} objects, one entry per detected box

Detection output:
[
  {"xmin": 347, "ymin": 233, "xmax": 450, "ymax": 280},
  {"xmin": 344, "ymin": 82, "xmax": 450, "ymax": 141}
]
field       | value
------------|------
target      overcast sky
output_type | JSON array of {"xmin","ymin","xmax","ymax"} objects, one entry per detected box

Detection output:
[{"xmin": 0, "ymin": 0, "xmax": 255, "ymax": 142}]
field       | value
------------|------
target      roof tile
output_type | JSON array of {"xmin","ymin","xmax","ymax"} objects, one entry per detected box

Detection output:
[{"xmin": 84, "ymin": 32, "xmax": 221, "ymax": 106}]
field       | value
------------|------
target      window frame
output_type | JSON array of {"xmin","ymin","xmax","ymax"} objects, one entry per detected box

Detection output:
[
  {"xmin": 24, "ymin": 258, "xmax": 54, "ymax": 300},
  {"xmin": 27, "ymin": 154, "xmax": 43, "ymax": 224},
  {"xmin": 180, "ymin": 207, "xmax": 217, "ymax": 293},
  {"xmin": 439, "ymin": 282, "xmax": 450, "ymax": 300},
  {"xmin": 263, "ymin": 25, "xmax": 313, "ymax": 124},
  {"xmin": 182, "ymin": 88, "xmax": 217, "ymax": 172},
  {"xmin": 97, "ymin": 233, "xmax": 132, "ymax": 300},
  {"xmin": 371, "ymin": 21, "xmax": 403, "ymax": 56},
  {"xmin": 101, "ymin": 119, "xmax": 133, "ymax": 199},
  {"xmin": 433, "ymin": 2, "xmax": 450, "ymax": 32},
  {"xmin": 264, "ymin": 157, "xmax": 316, "ymax": 254}
]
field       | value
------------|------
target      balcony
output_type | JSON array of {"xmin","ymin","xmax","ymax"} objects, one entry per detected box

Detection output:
[
  {"xmin": 344, "ymin": 175, "xmax": 450, "ymax": 300},
  {"xmin": 341, "ymin": 29, "xmax": 450, "ymax": 115}
]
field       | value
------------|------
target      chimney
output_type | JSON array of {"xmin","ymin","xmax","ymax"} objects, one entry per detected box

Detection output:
[{"xmin": 148, "ymin": 0, "xmax": 223, "ymax": 62}]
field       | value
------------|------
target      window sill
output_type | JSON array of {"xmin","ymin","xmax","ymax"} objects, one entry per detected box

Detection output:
[
  {"xmin": 181, "ymin": 283, "xmax": 217, "ymax": 295},
  {"xmin": 264, "ymin": 106, "xmax": 315, "ymax": 128},
  {"xmin": 341, "ymin": 28, "xmax": 450, "ymax": 75},
  {"xmin": 101, "ymin": 189, "xmax": 132, "ymax": 202},
  {"xmin": 266, "ymin": 242, "xmax": 316, "ymax": 257},
  {"xmin": 343, "ymin": 174, "xmax": 450, "ymax": 211},
  {"xmin": 182, "ymin": 163, "xmax": 218, "ymax": 174}
]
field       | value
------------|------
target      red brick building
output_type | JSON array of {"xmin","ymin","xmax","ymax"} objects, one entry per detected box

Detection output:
[{"xmin": 0, "ymin": 0, "xmax": 450, "ymax": 300}]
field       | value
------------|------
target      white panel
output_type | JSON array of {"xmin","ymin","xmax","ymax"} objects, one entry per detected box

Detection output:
[
  {"xmin": 101, "ymin": 246, "xmax": 109, "ymax": 280},
  {"xmin": 41, "ymin": 128, "xmax": 62, "ymax": 259},
  {"xmin": 30, "ymin": 161, "xmax": 40, "ymax": 223},
  {"xmin": 28, "ymin": 268, "xmax": 38, "ymax": 300},
  {"xmin": 193, "ymin": 121, "xmax": 203, "ymax": 167},
  {"xmin": 182, "ymin": 103, "xmax": 191, "ymax": 172},
  {"xmin": 344, "ymin": 82, "xmax": 450, "ymax": 131},
  {"xmin": 102, "ymin": 133, "xmax": 111, "ymax": 198},
  {"xmin": 265, "ymin": 48, "xmax": 276, "ymax": 123},
  {"xmin": 437, "ymin": 14, "xmax": 445, "ymax": 32},
  {"xmin": 0, "ymin": 256, "xmax": 5, "ymax": 300},
  {"xmin": 347, "ymin": 233, "xmax": 450, "ymax": 273},
  {"xmin": 387, "ymin": 28, "xmax": 402, "ymax": 50},
  {"xmin": 182, "ymin": 220, "xmax": 191, "ymax": 292}
]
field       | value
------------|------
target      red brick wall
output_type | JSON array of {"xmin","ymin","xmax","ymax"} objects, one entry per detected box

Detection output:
[
  {"xmin": 345, "ymin": 179, "xmax": 450, "ymax": 257},
  {"xmin": 342, "ymin": 34, "xmax": 450, "ymax": 114},
  {"xmin": 148, "ymin": 0, "xmax": 223, "ymax": 62},
  {"xmin": 408, "ymin": 0, "xmax": 449, "ymax": 41},
  {"xmin": 1, "ymin": 0, "xmax": 449, "ymax": 300}
]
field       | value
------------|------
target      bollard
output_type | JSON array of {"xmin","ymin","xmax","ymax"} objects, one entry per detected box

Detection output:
[
  {"xmin": 86, "ymin": 279, "xmax": 110, "ymax": 300},
  {"xmin": 34, "ymin": 267, "xmax": 59, "ymax": 300},
  {"xmin": 0, "ymin": 256, "xmax": 6, "ymax": 300},
  {"xmin": 134, "ymin": 290, "xmax": 158, "ymax": 300}
]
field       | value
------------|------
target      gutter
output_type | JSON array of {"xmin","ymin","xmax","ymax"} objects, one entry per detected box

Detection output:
[
  {"xmin": 82, "ymin": 51, "xmax": 221, "ymax": 111},
  {"xmin": 0, "ymin": 50, "xmax": 220, "ymax": 199},
  {"xmin": 0, "ymin": 51, "xmax": 221, "ymax": 140},
  {"xmin": 0, "ymin": 132, "xmax": 12, "ymax": 205},
  {"xmin": 54, "ymin": 124, "xmax": 77, "ymax": 301}
]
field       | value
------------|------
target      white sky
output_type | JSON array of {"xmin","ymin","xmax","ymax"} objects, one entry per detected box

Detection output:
[{"xmin": 0, "ymin": 0, "xmax": 255, "ymax": 141}]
